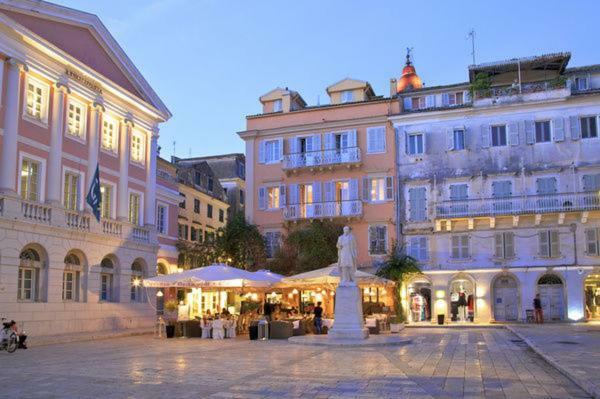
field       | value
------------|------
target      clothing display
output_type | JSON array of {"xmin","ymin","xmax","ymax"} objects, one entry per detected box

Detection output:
[{"xmin": 410, "ymin": 291, "xmax": 431, "ymax": 322}]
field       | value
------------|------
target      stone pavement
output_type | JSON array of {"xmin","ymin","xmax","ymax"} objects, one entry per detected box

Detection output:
[
  {"xmin": 0, "ymin": 328, "xmax": 590, "ymax": 399},
  {"xmin": 507, "ymin": 323, "xmax": 600, "ymax": 399}
]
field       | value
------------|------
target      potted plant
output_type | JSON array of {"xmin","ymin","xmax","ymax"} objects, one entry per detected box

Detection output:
[
  {"xmin": 164, "ymin": 300, "xmax": 179, "ymax": 338},
  {"xmin": 389, "ymin": 315, "xmax": 403, "ymax": 333}
]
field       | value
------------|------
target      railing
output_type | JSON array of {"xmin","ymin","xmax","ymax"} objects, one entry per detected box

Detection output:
[
  {"xmin": 65, "ymin": 211, "xmax": 91, "ymax": 231},
  {"xmin": 21, "ymin": 200, "xmax": 52, "ymax": 224},
  {"xmin": 283, "ymin": 147, "xmax": 361, "ymax": 170},
  {"xmin": 102, "ymin": 218, "xmax": 123, "ymax": 237},
  {"xmin": 474, "ymin": 80, "xmax": 567, "ymax": 99},
  {"xmin": 435, "ymin": 191, "xmax": 600, "ymax": 219},
  {"xmin": 132, "ymin": 226, "xmax": 150, "ymax": 243},
  {"xmin": 284, "ymin": 200, "xmax": 362, "ymax": 220}
]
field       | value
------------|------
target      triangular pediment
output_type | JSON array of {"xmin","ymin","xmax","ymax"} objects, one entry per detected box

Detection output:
[{"xmin": 326, "ymin": 78, "xmax": 372, "ymax": 94}]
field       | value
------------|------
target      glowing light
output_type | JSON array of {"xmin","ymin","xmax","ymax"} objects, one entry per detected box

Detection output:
[
  {"xmin": 179, "ymin": 300, "xmax": 184, "ymax": 305},
  {"xmin": 132, "ymin": 278, "xmax": 140, "ymax": 287},
  {"xmin": 381, "ymin": 288, "xmax": 387, "ymax": 295},
  {"xmin": 315, "ymin": 293, "xmax": 323, "ymax": 302},
  {"xmin": 363, "ymin": 288, "xmax": 370, "ymax": 294},
  {"xmin": 568, "ymin": 309, "xmax": 583, "ymax": 321},
  {"xmin": 330, "ymin": 291, "xmax": 335, "ymax": 296},
  {"xmin": 177, "ymin": 268, "xmax": 183, "ymax": 273},
  {"xmin": 251, "ymin": 293, "xmax": 258, "ymax": 301},
  {"xmin": 435, "ymin": 290, "xmax": 445, "ymax": 299},
  {"xmin": 287, "ymin": 293, "xmax": 294, "ymax": 299},
  {"xmin": 476, "ymin": 286, "xmax": 486, "ymax": 298},
  {"xmin": 292, "ymin": 289, "xmax": 299, "ymax": 295},
  {"xmin": 156, "ymin": 290, "xmax": 164, "ymax": 298}
]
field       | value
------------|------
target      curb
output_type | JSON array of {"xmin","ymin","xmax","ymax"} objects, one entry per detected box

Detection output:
[
  {"xmin": 505, "ymin": 325, "xmax": 599, "ymax": 399},
  {"xmin": 29, "ymin": 329, "xmax": 153, "ymax": 347}
]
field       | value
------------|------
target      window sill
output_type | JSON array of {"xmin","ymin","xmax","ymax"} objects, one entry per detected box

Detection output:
[
  {"xmin": 366, "ymin": 200, "xmax": 392, "ymax": 204},
  {"xmin": 101, "ymin": 148, "xmax": 118, "ymax": 157},
  {"xmin": 448, "ymin": 258, "xmax": 472, "ymax": 263},
  {"xmin": 22, "ymin": 114, "xmax": 49, "ymax": 129},
  {"xmin": 130, "ymin": 160, "xmax": 146, "ymax": 168},
  {"xmin": 366, "ymin": 150, "xmax": 387, "ymax": 155},
  {"xmin": 64, "ymin": 132, "xmax": 87, "ymax": 145},
  {"xmin": 369, "ymin": 252, "xmax": 387, "ymax": 257}
]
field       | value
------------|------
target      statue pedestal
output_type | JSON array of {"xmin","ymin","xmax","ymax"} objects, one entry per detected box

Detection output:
[{"xmin": 328, "ymin": 284, "xmax": 369, "ymax": 340}]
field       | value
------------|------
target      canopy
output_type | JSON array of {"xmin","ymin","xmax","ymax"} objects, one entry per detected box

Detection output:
[
  {"xmin": 143, "ymin": 264, "xmax": 280, "ymax": 289},
  {"xmin": 276, "ymin": 264, "xmax": 394, "ymax": 288}
]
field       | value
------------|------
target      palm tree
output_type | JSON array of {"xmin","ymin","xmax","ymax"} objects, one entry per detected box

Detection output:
[{"xmin": 376, "ymin": 243, "xmax": 422, "ymax": 322}]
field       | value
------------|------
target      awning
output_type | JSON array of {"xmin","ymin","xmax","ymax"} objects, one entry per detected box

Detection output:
[{"xmin": 276, "ymin": 264, "xmax": 394, "ymax": 288}]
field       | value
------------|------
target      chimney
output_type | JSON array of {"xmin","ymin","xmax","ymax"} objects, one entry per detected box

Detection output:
[
  {"xmin": 389, "ymin": 78, "xmax": 397, "ymax": 97},
  {"xmin": 281, "ymin": 91, "xmax": 292, "ymax": 113}
]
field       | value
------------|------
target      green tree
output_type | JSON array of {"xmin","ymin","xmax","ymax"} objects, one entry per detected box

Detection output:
[
  {"xmin": 470, "ymin": 72, "xmax": 491, "ymax": 98},
  {"xmin": 376, "ymin": 242, "xmax": 422, "ymax": 322},
  {"xmin": 215, "ymin": 212, "xmax": 266, "ymax": 270}
]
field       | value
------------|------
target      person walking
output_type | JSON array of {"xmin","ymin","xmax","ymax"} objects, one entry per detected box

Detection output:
[
  {"xmin": 533, "ymin": 294, "xmax": 544, "ymax": 324},
  {"xmin": 313, "ymin": 302, "xmax": 323, "ymax": 334}
]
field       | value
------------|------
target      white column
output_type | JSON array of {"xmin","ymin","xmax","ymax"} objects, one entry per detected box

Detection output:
[
  {"xmin": 144, "ymin": 126, "xmax": 158, "ymax": 226},
  {"xmin": 0, "ymin": 58, "xmax": 26, "ymax": 194},
  {"xmin": 46, "ymin": 83, "xmax": 68, "ymax": 205},
  {"xmin": 117, "ymin": 118, "xmax": 132, "ymax": 220},
  {"xmin": 244, "ymin": 137, "xmax": 255, "ymax": 223},
  {"xmin": 86, "ymin": 101, "xmax": 103, "ymax": 200}
]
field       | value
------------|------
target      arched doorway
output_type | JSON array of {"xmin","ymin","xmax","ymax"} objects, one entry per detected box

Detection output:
[
  {"xmin": 493, "ymin": 274, "xmax": 519, "ymax": 321},
  {"xmin": 584, "ymin": 271, "xmax": 600, "ymax": 320},
  {"xmin": 538, "ymin": 274, "xmax": 564, "ymax": 321},
  {"xmin": 407, "ymin": 279, "xmax": 432, "ymax": 323},
  {"xmin": 449, "ymin": 275, "xmax": 475, "ymax": 322}
]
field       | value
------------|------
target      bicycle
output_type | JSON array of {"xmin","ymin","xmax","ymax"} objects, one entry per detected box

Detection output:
[{"xmin": 1, "ymin": 319, "xmax": 18, "ymax": 353}]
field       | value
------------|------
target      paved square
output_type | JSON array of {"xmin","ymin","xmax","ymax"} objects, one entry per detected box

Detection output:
[{"xmin": 0, "ymin": 328, "xmax": 589, "ymax": 399}]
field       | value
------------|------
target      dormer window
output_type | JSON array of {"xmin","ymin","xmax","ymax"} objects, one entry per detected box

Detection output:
[
  {"xmin": 273, "ymin": 99, "xmax": 282, "ymax": 112},
  {"xmin": 341, "ymin": 90, "xmax": 354, "ymax": 103},
  {"xmin": 575, "ymin": 77, "xmax": 589, "ymax": 91}
]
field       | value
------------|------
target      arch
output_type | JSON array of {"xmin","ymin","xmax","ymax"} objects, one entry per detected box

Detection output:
[
  {"xmin": 491, "ymin": 272, "xmax": 520, "ymax": 322},
  {"xmin": 537, "ymin": 272, "xmax": 565, "ymax": 321},
  {"xmin": 157, "ymin": 262, "xmax": 168, "ymax": 275},
  {"xmin": 99, "ymin": 254, "xmax": 120, "ymax": 303},
  {"xmin": 447, "ymin": 272, "xmax": 476, "ymax": 323},
  {"xmin": 62, "ymin": 249, "xmax": 88, "ymax": 303},
  {"xmin": 130, "ymin": 257, "xmax": 147, "ymax": 303},
  {"xmin": 17, "ymin": 243, "xmax": 49, "ymax": 302}
]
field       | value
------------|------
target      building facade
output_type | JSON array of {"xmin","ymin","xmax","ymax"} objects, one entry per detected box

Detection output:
[
  {"xmin": 0, "ymin": 0, "xmax": 170, "ymax": 337},
  {"xmin": 240, "ymin": 82, "xmax": 400, "ymax": 267},
  {"xmin": 175, "ymin": 153, "xmax": 245, "ymax": 220},
  {"xmin": 156, "ymin": 157, "xmax": 180, "ymax": 275},
  {"xmin": 175, "ymin": 160, "xmax": 229, "ymax": 248},
  {"xmin": 393, "ymin": 53, "xmax": 600, "ymax": 324}
]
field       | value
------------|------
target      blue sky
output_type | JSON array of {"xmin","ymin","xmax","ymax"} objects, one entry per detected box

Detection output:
[{"xmin": 56, "ymin": 0, "xmax": 599, "ymax": 159}]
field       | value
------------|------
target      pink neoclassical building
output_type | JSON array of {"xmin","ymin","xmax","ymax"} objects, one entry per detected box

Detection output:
[{"xmin": 0, "ymin": 0, "xmax": 171, "ymax": 338}]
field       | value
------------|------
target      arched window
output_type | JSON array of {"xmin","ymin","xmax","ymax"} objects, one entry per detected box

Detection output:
[
  {"xmin": 538, "ymin": 274, "xmax": 562, "ymax": 285},
  {"xmin": 130, "ymin": 260, "xmax": 145, "ymax": 303},
  {"xmin": 99, "ymin": 257, "xmax": 116, "ymax": 302},
  {"xmin": 157, "ymin": 263, "xmax": 168, "ymax": 276},
  {"xmin": 101, "ymin": 258, "xmax": 114, "ymax": 269},
  {"xmin": 63, "ymin": 253, "xmax": 82, "ymax": 302},
  {"xmin": 18, "ymin": 248, "xmax": 42, "ymax": 301}
]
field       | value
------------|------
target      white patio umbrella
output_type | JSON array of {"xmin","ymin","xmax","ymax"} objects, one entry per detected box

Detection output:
[
  {"xmin": 276, "ymin": 264, "xmax": 394, "ymax": 288},
  {"xmin": 143, "ymin": 263, "xmax": 277, "ymax": 289}
]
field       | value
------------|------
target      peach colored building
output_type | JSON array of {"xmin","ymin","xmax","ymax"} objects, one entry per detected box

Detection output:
[
  {"xmin": 0, "ymin": 0, "xmax": 170, "ymax": 338},
  {"xmin": 239, "ymin": 78, "xmax": 404, "ymax": 268}
]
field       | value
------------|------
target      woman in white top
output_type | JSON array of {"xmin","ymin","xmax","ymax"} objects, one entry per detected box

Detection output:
[
  {"xmin": 212, "ymin": 316, "xmax": 225, "ymax": 340},
  {"xmin": 200, "ymin": 317, "xmax": 212, "ymax": 339}
]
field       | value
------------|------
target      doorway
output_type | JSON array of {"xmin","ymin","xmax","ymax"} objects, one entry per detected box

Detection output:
[
  {"xmin": 407, "ymin": 280, "xmax": 432, "ymax": 323},
  {"xmin": 449, "ymin": 277, "xmax": 474, "ymax": 322},
  {"xmin": 584, "ymin": 272, "xmax": 600, "ymax": 320},
  {"xmin": 537, "ymin": 274, "xmax": 564, "ymax": 321},
  {"xmin": 493, "ymin": 274, "xmax": 519, "ymax": 321}
]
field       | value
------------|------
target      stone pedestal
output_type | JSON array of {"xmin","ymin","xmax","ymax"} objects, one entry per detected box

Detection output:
[{"xmin": 328, "ymin": 284, "xmax": 369, "ymax": 340}]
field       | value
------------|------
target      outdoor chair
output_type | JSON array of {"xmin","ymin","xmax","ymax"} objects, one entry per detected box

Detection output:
[{"xmin": 269, "ymin": 320, "xmax": 293, "ymax": 339}]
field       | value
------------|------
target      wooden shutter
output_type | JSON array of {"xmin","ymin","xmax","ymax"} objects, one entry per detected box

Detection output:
[
  {"xmin": 586, "ymin": 228, "xmax": 598, "ymax": 255},
  {"xmin": 441, "ymin": 93, "xmax": 450, "ymax": 107},
  {"xmin": 276, "ymin": 138, "xmax": 284, "ymax": 160},
  {"xmin": 385, "ymin": 177, "xmax": 394, "ymax": 201},
  {"xmin": 481, "ymin": 125, "xmax": 490, "ymax": 148},
  {"xmin": 446, "ymin": 128, "xmax": 454, "ymax": 151},
  {"xmin": 348, "ymin": 129, "xmax": 357, "ymax": 148},
  {"xmin": 539, "ymin": 231, "xmax": 549, "ymax": 257},
  {"xmin": 494, "ymin": 233, "xmax": 503, "ymax": 258},
  {"xmin": 279, "ymin": 185, "xmax": 286, "ymax": 207},
  {"xmin": 525, "ymin": 120, "xmax": 535, "ymax": 144},
  {"xmin": 324, "ymin": 133, "xmax": 335, "ymax": 149},
  {"xmin": 312, "ymin": 181, "xmax": 322, "ymax": 203},
  {"xmin": 451, "ymin": 236, "xmax": 460, "ymax": 259},
  {"xmin": 508, "ymin": 122, "xmax": 519, "ymax": 146},
  {"xmin": 324, "ymin": 181, "xmax": 335, "ymax": 202},
  {"xmin": 258, "ymin": 140, "xmax": 266, "ymax": 163},
  {"xmin": 312, "ymin": 134, "xmax": 321, "ymax": 151},
  {"xmin": 419, "ymin": 237, "xmax": 428, "ymax": 260},
  {"xmin": 505, "ymin": 232, "xmax": 515, "ymax": 258},
  {"xmin": 553, "ymin": 118, "xmax": 565, "ymax": 142},
  {"xmin": 550, "ymin": 230, "xmax": 560, "ymax": 257},
  {"xmin": 258, "ymin": 187, "xmax": 266, "ymax": 210},
  {"xmin": 349, "ymin": 179, "xmax": 359, "ymax": 200},
  {"xmin": 569, "ymin": 115, "xmax": 581, "ymax": 140},
  {"xmin": 461, "ymin": 235, "xmax": 469, "ymax": 258},
  {"xmin": 409, "ymin": 187, "xmax": 426, "ymax": 221},
  {"xmin": 425, "ymin": 95, "xmax": 435, "ymax": 108},
  {"xmin": 288, "ymin": 184, "xmax": 299, "ymax": 204},
  {"xmin": 288, "ymin": 137, "xmax": 298, "ymax": 154},
  {"xmin": 362, "ymin": 177, "xmax": 371, "ymax": 201}
]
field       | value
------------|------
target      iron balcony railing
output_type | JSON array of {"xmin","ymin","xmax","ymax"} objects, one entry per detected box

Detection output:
[
  {"xmin": 283, "ymin": 147, "xmax": 361, "ymax": 170},
  {"xmin": 474, "ymin": 80, "xmax": 567, "ymax": 100},
  {"xmin": 435, "ymin": 191, "xmax": 600, "ymax": 219},
  {"xmin": 284, "ymin": 200, "xmax": 362, "ymax": 220}
]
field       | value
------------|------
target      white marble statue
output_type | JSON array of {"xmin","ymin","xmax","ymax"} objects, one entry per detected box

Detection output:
[{"xmin": 337, "ymin": 226, "xmax": 358, "ymax": 285}]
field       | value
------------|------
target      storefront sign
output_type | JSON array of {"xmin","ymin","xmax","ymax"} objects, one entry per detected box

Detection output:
[{"xmin": 66, "ymin": 69, "xmax": 103, "ymax": 93}]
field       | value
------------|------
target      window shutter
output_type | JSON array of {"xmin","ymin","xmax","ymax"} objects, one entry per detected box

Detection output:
[
  {"xmin": 288, "ymin": 137, "xmax": 298, "ymax": 154},
  {"xmin": 409, "ymin": 187, "xmax": 426, "ymax": 221},
  {"xmin": 324, "ymin": 181, "xmax": 335, "ymax": 202},
  {"xmin": 422, "ymin": 132, "xmax": 427, "ymax": 154},
  {"xmin": 505, "ymin": 233, "xmax": 515, "ymax": 258},
  {"xmin": 279, "ymin": 185, "xmax": 286, "ymax": 207},
  {"xmin": 367, "ymin": 128, "xmax": 376, "ymax": 153},
  {"xmin": 451, "ymin": 236, "xmax": 460, "ymax": 259},
  {"xmin": 508, "ymin": 122, "xmax": 519, "ymax": 146},
  {"xmin": 277, "ymin": 138, "xmax": 284, "ymax": 160},
  {"xmin": 408, "ymin": 237, "xmax": 418, "ymax": 259},
  {"xmin": 369, "ymin": 226, "xmax": 376, "ymax": 252},
  {"xmin": 349, "ymin": 178, "xmax": 359, "ymax": 200},
  {"xmin": 385, "ymin": 176, "xmax": 394, "ymax": 200},
  {"xmin": 405, "ymin": 131, "xmax": 410, "ymax": 154},
  {"xmin": 403, "ymin": 97, "xmax": 412, "ymax": 111},
  {"xmin": 582, "ymin": 175, "xmax": 591, "ymax": 192},
  {"xmin": 289, "ymin": 184, "xmax": 299, "ymax": 204},
  {"xmin": 258, "ymin": 140, "xmax": 266, "ymax": 163},
  {"xmin": 461, "ymin": 235, "xmax": 469, "ymax": 258},
  {"xmin": 362, "ymin": 177, "xmax": 370, "ymax": 201},
  {"xmin": 441, "ymin": 93, "xmax": 449, "ymax": 107},
  {"xmin": 324, "ymin": 133, "xmax": 335, "ymax": 150},
  {"xmin": 553, "ymin": 118, "xmax": 565, "ymax": 142},
  {"xmin": 525, "ymin": 120, "xmax": 535, "ymax": 144},
  {"xmin": 348, "ymin": 129, "xmax": 357, "ymax": 148},
  {"xmin": 539, "ymin": 231, "xmax": 549, "ymax": 257},
  {"xmin": 312, "ymin": 134, "xmax": 321, "ymax": 151},
  {"xmin": 550, "ymin": 230, "xmax": 560, "ymax": 256},
  {"xmin": 258, "ymin": 187, "xmax": 266, "ymax": 210},
  {"xmin": 312, "ymin": 181, "xmax": 322, "ymax": 203},
  {"xmin": 464, "ymin": 91, "xmax": 471, "ymax": 103},
  {"xmin": 585, "ymin": 228, "xmax": 598, "ymax": 255},
  {"xmin": 446, "ymin": 128, "xmax": 454, "ymax": 151},
  {"xmin": 481, "ymin": 124, "xmax": 490, "ymax": 148},
  {"xmin": 425, "ymin": 95, "xmax": 435, "ymax": 108},
  {"xmin": 419, "ymin": 237, "xmax": 428, "ymax": 260},
  {"xmin": 569, "ymin": 115, "xmax": 581, "ymax": 140},
  {"xmin": 494, "ymin": 233, "xmax": 503, "ymax": 258}
]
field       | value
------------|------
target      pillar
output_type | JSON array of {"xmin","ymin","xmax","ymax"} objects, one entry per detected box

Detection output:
[
  {"xmin": 117, "ymin": 118, "xmax": 132, "ymax": 221},
  {"xmin": 144, "ymin": 126, "xmax": 158, "ymax": 226},
  {"xmin": 0, "ymin": 58, "xmax": 26, "ymax": 194},
  {"xmin": 86, "ymin": 101, "xmax": 103, "ymax": 206},
  {"xmin": 46, "ymin": 83, "xmax": 68, "ymax": 205}
]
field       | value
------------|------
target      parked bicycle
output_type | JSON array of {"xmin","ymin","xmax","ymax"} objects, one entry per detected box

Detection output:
[{"xmin": 1, "ymin": 318, "xmax": 18, "ymax": 353}]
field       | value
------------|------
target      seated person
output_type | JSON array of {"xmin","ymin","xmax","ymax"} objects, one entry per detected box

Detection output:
[{"xmin": 9, "ymin": 321, "xmax": 27, "ymax": 349}]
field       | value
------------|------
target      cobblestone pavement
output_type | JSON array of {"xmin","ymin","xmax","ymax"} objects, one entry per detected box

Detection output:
[
  {"xmin": 0, "ymin": 328, "xmax": 590, "ymax": 399},
  {"xmin": 508, "ymin": 324, "xmax": 600, "ymax": 399}
]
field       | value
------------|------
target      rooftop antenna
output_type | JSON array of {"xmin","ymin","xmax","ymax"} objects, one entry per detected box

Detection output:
[
  {"xmin": 467, "ymin": 29, "xmax": 476, "ymax": 65},
  {"xmin": 172, "ymin": 140, "xmax": 176, "ymax": 158},
  {"xmin": 317, "ymin": 95, "xmax": 320, "ymax": 106},
  {"xmin": 188, "ymin": 147, "xmax": 192, "ymax": 158}
]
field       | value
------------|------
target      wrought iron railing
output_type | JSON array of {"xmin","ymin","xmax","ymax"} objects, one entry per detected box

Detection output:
[
  {"xmin": 283, "ymin": 147, "xmax": 360, "ymax": 170},
  {"xmin": 474, "ymin": 80, "xmax": 567, "ymax": 100},
  {"xmin": 284, "ymin": 200, "xmax": 362, "ymax": 220},
  {"xmin": 435, "ymin": 191, "xmax": 600, "ymax": 219}
]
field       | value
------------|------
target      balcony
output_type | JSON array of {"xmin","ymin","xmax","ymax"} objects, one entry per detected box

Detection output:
[
  {"xmin": 473, "ymin": 80, "xmax": 570, "ymax": 107},
  {"xmin": 283, "ymin": 147, "xmax": 361, "ymax": 172},
  {"xmin": 0, "ymin": 195, "xmax": 155, "ymax": 244},
  {"xmin": 283, "ymin": 200, "xmax": 362, "ymax": 221},
  {"xmin": 434, "ymin": 191, "xmax": 600, "ymax": 219}
]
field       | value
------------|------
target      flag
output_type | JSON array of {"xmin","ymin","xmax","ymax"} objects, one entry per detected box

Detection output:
[{"xmin": 86, "ymin": 164, "xmax": 102, "ymax": 222}]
